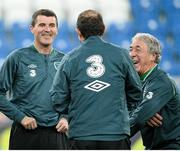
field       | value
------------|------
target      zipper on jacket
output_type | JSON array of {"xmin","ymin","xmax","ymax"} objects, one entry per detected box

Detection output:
[{"xmin": 44, "ymin": 55, "xmax": 48, "ymax": 79}]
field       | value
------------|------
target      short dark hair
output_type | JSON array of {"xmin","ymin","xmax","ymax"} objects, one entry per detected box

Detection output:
[
  {"xmin": 76, "ymin": 9, "xmax": 105, "ymax": 39},
  {"xmin": 31, "ymin": 9, "xmax": 58, "ymax": 27}
]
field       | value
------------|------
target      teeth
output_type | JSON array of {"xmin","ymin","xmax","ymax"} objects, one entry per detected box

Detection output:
[
  {"xmin": 43, "ymin": 34, "xmax": 50, "ymax": 36},
  {"xmin": 133, "ymin": 60, "xmax": 138, "ymax": 64},
  {"xmin": 132, "ymin": 60, "xmax": 136, "ymax": 64},
  {"xmin": 42, "ymin": 33, "xmax": 50, "ymax": 36}
]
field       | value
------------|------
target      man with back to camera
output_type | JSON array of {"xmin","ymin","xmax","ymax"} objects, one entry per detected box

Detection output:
[
  {"xmin": 129, "ymin": 33, "xmax": 180, "ymax": 149},
  {"xmin": 50, "ymin": 9, "xmax": 142, "ymax": 150},
  {"xmin": 0, "ymin": 9, "xmax": 69, "ymax": 149}
]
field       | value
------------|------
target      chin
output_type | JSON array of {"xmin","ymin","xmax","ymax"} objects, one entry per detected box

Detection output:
[
  {"xmin": 136, "ymin": 68, "xmax": 141, "ymax": 74},
  {"xmin": 134, "ymin": 66, "xmax": 139, "ymax": 72},
  {"xmin": 42, "ymin": 39, "xmax": 53, "ymax": 45}
]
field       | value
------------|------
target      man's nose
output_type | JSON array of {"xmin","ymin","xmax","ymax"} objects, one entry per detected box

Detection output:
[
  {"xmin": 129, "ymin": 50, "xmax": 137, "ymax": 57},
  {"xmin": 44, "ymin": 25, "xmax": 51, "ymax": 31},
  {"xmin": 129, "ymin": 50, "xmax": 135, "ymax": 57}
]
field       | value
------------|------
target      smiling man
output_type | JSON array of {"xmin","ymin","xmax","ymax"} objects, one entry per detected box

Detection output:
[
  {"xmin": 129, "ymin": 33, "xmax": 180, "ymax": 149},
  {"xmin": 0, "ymin": 9, "xmax": 68, "ymax": 149}
]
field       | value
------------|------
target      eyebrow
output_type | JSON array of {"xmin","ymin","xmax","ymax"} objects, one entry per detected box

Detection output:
[{"xmin": 130, "ymin": 45, "xmax": 141, "ymax": 49}]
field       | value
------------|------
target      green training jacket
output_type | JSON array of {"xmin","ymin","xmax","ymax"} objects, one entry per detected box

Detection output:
[
  {"xmin": 130, "ymin": 65, "xmax": 180, "ymax": 149},
  {"xmin": 50, "ymin": 36, "xmax": 142, "ymax": 140},
  {"xmin": 0, "ymin": 45, "xmax": 64, "ymax": 126}
]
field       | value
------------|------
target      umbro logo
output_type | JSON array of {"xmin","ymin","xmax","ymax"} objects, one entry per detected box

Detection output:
[
  {"xmin": 28, "ymin": 64, "xmax": 37, "ymax": 77},
  {"xmin": 28, "ymin": 64, "xmax": 37, "ymax": 69},
  {"xmin": 84, "ymin": 80, "xmax": 110, "ymax": 92}
]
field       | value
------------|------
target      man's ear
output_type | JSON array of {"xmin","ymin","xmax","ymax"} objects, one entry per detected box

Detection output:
[
  {"xmin": 76, "ymin": 28, "xmax": 84, "ymax": 42},
  {"xmin": 75, "ymin": 28, "xmax": 79, "ymax": 33},
  {"xmin": 103, "ymin": 26, "xmax": 106, "ymax": 34},
  {"xmin": 150, "ymin": 53, "xmax": 157, "ymax": 62},
  {"xmin": 76, "ymin": 28, "xmax": 81, "ymax": 36},
  {"xmin": 29, "ymin": 25, "xmax": 34, "ymax": 34}
]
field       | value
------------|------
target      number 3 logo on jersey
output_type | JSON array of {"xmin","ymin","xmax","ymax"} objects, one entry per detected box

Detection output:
[
  {"xmin": 85, "ymin": 55, "xmax": 110, "ymax": 92},
  {"xmin": 86, "ymin": 55, "xmax": 105, "ymax": 78}
]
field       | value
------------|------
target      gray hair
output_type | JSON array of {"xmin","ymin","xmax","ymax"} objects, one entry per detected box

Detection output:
[{"xmin": 132, "ymin": 33, "xmax": 162, "ymax": 63}]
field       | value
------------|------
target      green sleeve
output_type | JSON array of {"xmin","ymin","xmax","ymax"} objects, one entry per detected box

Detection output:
[
  {"xmin": 123, "ymin": 50, "xmax": 143, "ymax": 113},
  {"xmin": 50, "ymin": 54, "xmax": 70, "ymax": 117},
  {"xmin": 130, "ymin": 78, "xmax": 174, "ymax": 136},
  {"xmin": 0, "ymin": 53, "xmax": 26, "ymax": 123}
]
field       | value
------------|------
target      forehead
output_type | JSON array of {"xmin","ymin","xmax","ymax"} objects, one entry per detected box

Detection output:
[
  {"xmin": 35, "ymin": 15, "xmax": 57, "ymax": 24},
  {"xmin": 131, "ymin": 38, "xmax": 147, "ymax": 48}
]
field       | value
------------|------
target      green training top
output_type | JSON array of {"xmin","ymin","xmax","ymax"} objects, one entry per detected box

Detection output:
[
  {"xmin": 0, "ymin": 45, "xmax": 64, "ymax": 126},
  {"xmin": 50, "ymin": 36, "xmax": 142, "ymax": 140},
  {"xmin": 130, "ymin": 65, "xmax": 180, "ymax": 149}
]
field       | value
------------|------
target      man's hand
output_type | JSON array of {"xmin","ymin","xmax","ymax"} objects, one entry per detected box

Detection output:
[
  {"xmin": 147, "ymin": 113, "xmax": 163, "ymax": 127},
  {"xmin": 56, "ymin": 118, "xmax": 68, "ymax": 133},
  {"xmin": 21, "ymin": 116, "xmax": 37, "ymax": 130}
]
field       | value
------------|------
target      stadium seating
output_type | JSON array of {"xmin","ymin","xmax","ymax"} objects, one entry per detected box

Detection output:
[{"xmin": 0, "ymin": 0, "xmax": 180, "ymax": 75}]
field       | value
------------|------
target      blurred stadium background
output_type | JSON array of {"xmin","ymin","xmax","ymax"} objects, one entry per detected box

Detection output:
[{"xmin": 0, "ymin": 0, "xmax": 180, "ymax": 149}]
